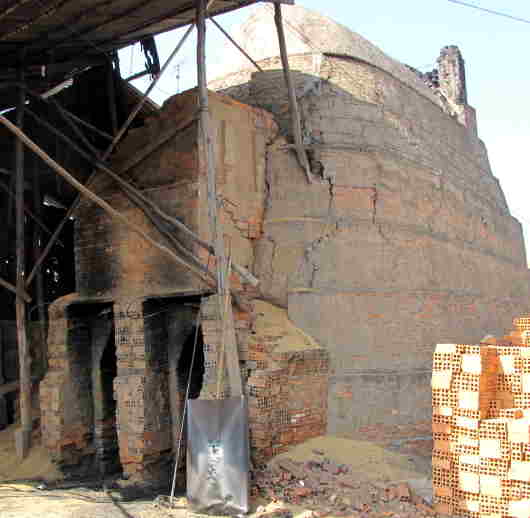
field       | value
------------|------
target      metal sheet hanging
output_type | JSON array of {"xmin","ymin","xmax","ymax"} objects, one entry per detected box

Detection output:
[{"xmin": 186, "ymin": 397, "xmax": 249, "ymax": 515}]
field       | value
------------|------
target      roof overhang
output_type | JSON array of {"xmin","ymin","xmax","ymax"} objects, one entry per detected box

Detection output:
[{"xmin": 0, "ymin": 1, "xmax": 292, "ymax": 79}]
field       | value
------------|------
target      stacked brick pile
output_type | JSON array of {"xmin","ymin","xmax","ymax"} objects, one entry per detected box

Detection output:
[{"xmin": 432, "ymin": 316, "xmax": 530, "ymax": 517}]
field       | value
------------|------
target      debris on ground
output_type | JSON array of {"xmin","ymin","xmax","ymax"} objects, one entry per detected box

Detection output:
[{"xmin": 252, "ymin": 437, "xmax": 436, "ymax": 518}]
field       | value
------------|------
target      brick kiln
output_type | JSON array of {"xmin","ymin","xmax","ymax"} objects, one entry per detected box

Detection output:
[
  {"xmin": 209, "ymin": 4, "xmax": 530, "ymax": 433},
  {"xmin": 39, "ymin": 89, "xmax": 329, "ymax": 482},
  {"xmin": 432, "ymin": 317, "xmax": 530, "ymax": 517}
]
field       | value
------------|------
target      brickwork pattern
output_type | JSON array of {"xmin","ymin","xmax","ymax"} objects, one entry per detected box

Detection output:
[
  {"xmin": 200, "ymin": 295, "xmax": 329, "ymax": 467},
  {"xmin": 40, "ymin": 294, "xmax": 95, "ymax": 467},
  {"xmin": 432, "ymin": 316, "xmax": 530, "ymax": 517},
  {"xmin": 113, "ymin": 299, "xmax": 172, "ymax": 479},
  {"xmin": 210, "ymin": 43, "xmax": 530, "ymax": 433}
]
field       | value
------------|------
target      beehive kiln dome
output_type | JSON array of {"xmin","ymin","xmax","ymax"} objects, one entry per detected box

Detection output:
[{"xmin": 214, "ymin": 4, "xmax": 435, "ymax": 101}]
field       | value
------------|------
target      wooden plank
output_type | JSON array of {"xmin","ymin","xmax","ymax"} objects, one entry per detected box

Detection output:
[{"xmin": 197, "ymin": 0, "xmax": 242, "ymax": 397}]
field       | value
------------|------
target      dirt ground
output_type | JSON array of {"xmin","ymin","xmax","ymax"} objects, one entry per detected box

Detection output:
[{"xmin": 0, "ymin": 423, "xmax": 435, "ymax": 518}]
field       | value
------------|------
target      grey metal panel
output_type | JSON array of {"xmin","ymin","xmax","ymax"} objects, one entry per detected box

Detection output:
[{"xmin": 187, "ymin": 397, "xmax": 249, "ymax": 515}]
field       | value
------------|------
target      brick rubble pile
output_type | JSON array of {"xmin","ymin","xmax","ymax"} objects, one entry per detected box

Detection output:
[
  {"xmin": 252, "ymin": 454, "xmax": 436, "ymax": 518},
  {"xmin": 432, "ymin": 315, "xmax": 530, "ymax": 517}
]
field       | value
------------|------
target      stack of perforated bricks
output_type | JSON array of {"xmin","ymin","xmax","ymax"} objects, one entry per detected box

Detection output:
[{"xmin": 432, "ymin": 315, "xmax": 530, "ymax": 518}]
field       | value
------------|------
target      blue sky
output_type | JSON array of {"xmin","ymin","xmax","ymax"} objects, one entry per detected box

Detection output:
[{"xmin": 121, "ymin": 0, "xmax": 530, "ymax": 257}]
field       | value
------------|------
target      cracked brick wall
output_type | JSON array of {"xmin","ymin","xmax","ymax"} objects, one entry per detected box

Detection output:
[
  {"xmin": 42, "ymin": 88, "xmax": 329, "ymax": 481},
  {"xmin": 209, "ymin": 28, "xmax": 530, "ymax": 432}
]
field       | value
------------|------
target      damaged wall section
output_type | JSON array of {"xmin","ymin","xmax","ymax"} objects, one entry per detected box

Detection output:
[{"xmin": 208, "ymin": 5, "xmax": 530, "ymax": 434}]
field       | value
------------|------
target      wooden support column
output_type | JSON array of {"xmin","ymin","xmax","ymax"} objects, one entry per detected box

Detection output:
[
  {"xmin": 14, "ymin": 55, "xmax": 32, "ymax": 458},
  {"xmin": 273, "ymin": 3, "xmax": 313, "ymax": 183},
  {"xmin": 106, "ymin": 62, "xmax": 118, "ymax": 136},
  {"xmin": 197, "ymin": 0, "xmax": 242, "ymax": 397},
  {"xmin": 0, "ymin": 327, "xmax": 7, "ymax": 430}
]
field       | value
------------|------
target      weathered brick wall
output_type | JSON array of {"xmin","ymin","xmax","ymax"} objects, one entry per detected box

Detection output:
[
  {"xmin": 113, "ymin": 299, "xmax": 172, "ymax": 480},
  {"xmin": 74, "ymin": 89, "xmax": 277, "ymax": 301},
  {"xmin": 210, "ymin": 47, "xmax": 530, "ymax": 433},
  {"xmin": 40, "ymin": 294, "xmax": 95, "ymax": 468},
  {"xmin": 201, "ymin": 298, "xmax": 329, "ymax": 466}
]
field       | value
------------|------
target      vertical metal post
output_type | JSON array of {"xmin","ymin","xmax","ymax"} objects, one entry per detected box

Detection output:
[
  {"xmin": 196, "ymin": 0, "xmax": 242, "ymax": 397},
  {"xmin": 14, "ymin": 52, "xmax": 32, "ymax": 458}
]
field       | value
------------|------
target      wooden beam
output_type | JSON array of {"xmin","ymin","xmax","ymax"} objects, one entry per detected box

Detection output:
[
  {"xmin": 0, "ymin": 115, "xmax": 216, "ymax": 289},
  {"xmin": 273, "ymin": 3, "xmax": 313, "ymax": 184},
  {"xmin": 0, "ymin": 275, "xmax": 32, "ymax": 303},
  {"xmin": 24, "ymin": 107, "xmax": 260, "ymax": 288},
  {"xmin": 102, "ymin": 23, "xmax": 195, "ymax": 160},
  {"xmin": 197, "ymin": 0, "xmax": 242, "ymax": 398},
  {"xmin": 0, "ymin": 178, "xmax": 65, "ymax": 247},
  {"xmin": 210, "ymin": 18, "xmax": 264, "ymax": 72},
  {"xmin": 23, "ymin": 110, "xmax": 197, "ymax": 287},
  {"xmin": 26, "ymin": 89, "xmax": 113, "ymax": 142},
  {"xmin": 14, "ymin": 57, "xmax": 32, "ymax": 458}
]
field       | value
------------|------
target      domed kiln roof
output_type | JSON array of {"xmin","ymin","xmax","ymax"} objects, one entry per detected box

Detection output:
[{"xmin": 213, "ymin": 4, "xmax": 437, "ymax": 102}]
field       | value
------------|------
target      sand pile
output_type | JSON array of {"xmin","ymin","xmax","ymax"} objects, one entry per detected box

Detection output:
[
  {"xmin": 252, "ymin": 301, "xmax": 321, "ymax": 353},
  {"xmin": 0, "ymin": 426, "xmax": 62, "ymax": 482}
]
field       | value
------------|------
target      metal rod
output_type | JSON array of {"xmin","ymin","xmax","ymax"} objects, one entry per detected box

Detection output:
[
  {"xmin": 14, "ymin": 56, "xmax": 32, "ymax": 457},
  {"xmin": 0, "ymin": 115, "xmax": 215, "ymax": 288},
  {"xmin": 197, "ymin": 0, "xmax": 243, "ymax": 397},
  {"xmin": 102, "ymin": 23, "xmax": 195, "ymax": 160},
  {"xmin": 210, "ymin": 18, "xmax": 264, "ymax": 72},
  {"xmin": 273, "ymin": 3, "xmax": 313, "ymax": 183},
  {"xmin": 169, "ymin": 310, "xmax": 202, "ymax": 506}
]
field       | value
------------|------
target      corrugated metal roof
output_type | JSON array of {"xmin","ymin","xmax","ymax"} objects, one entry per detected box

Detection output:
[{"xmin": 0, "ymin": 0, "xmax": 264, "ymax": 73}]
